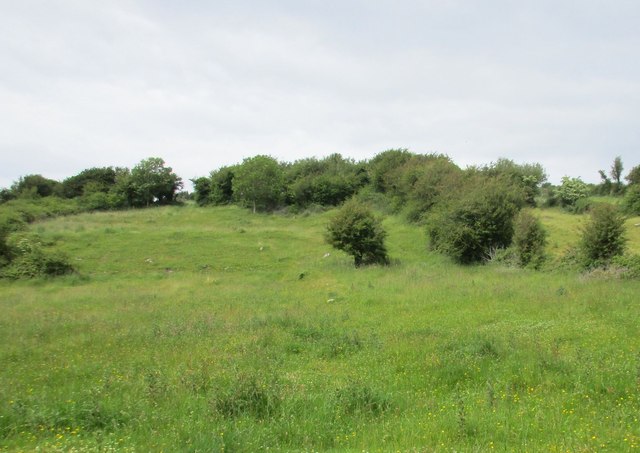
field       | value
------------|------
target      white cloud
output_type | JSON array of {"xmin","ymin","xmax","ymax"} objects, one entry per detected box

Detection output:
[{"xmin": 1, "ymin": 0, "xmax": 639, "ymax": 188}]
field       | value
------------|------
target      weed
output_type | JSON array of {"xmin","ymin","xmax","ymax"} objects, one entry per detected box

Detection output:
[
  {"xmin": 334, "ymin": 381, "xmax": 391, "ymax": 417},
  {"xmin": 210, "ymin": 373, "xmax": 282, "ymax": 419}
]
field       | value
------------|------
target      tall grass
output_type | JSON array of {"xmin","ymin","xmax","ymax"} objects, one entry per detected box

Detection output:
[{"xmin": 1, "ymin": 205, "xmax": 639, "ymax": 451}]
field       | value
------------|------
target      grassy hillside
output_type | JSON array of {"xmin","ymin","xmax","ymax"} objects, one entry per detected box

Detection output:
[{"xmin": 1, "ymin": 205, "xmax": 639, "ymax": 451}]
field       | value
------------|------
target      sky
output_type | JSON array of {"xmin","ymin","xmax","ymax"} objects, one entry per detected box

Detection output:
[{"xmin": 1, "ymin": 0, "xmax": 639, "ymax": 190}]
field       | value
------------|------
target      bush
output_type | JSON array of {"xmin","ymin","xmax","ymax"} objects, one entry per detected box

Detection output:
[
  {"xmin": 0, "ymin": 233, "xmax": 75, "ymax": 279},
  {"xmin": 622, "ymin": 185, "xmax": 640, "ymax": 216},
  {"xmin": 579, "ymin": 204, "xmax": 626, "ymax": 268},
  {"xmin": 426, "ymin": 178, "xmax": 524, "ymax": 264},
  {"xmin": 326, "ymin": 200, "xmax": 389, "ymax": 267},
  {"xmin": 557, "ymin": 176, "xmax": 590, "ymax": 210},
  {"xmin": 611, "ymin": 254, "xmax": 640, "ymax": 279},
  {"xmin": 233, "ymin": 156, "xmax": 285, "ymax": 213},
  {"xmin": 570, "ymin": 197, "xmax": 593, "ymax": 214},
  {"xmin": 513, "ymin": 210, "xmax": 547, "ymax": 268}
]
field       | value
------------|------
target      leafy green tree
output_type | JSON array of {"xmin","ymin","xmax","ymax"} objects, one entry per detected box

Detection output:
[
  {"xmin": 597, "ymin": 170, "xmax": 613, "ymax": 196},
  {"xmin": 480, "ymin": 158, "xmax": 547, "ymax": 206},
  {"xmin": 326, "ymin": 199, "xmax": 389, "ymax": 267},
  {"xmin": 625, "ymin": 165, "xmax": 640, "ymax": 186},
  {"xmin": 11, "ymin": 174, "xmax": 61, "ymax": 198},
  {"xmin": 513, "ymin": 210, "xmax": 547, "ymax": 268},
  {"xmin": 557, "ymin": 176, "xmax": 590, "ymax": 209},
  {"xmin": 395, "ymin": 154, "xmax": 463, "ymax": 221},
  {"xmin": 286, "ymin": 154, "xmax": 367, "ymax": 208},
  {"xmin": 62, "ymin": 167, "xmax": 117, "ymax": 198},
  {"xmin": 610, "ymin": 156, "xmax": 624, "ymax": 194},
  {"xmin": 368, "ymin": 149, "xmax": 414, "ymax": 193},
  {"xmin": 191, "ymin": 176, "xmax": 212, "ymax": 206},
  {"xmin": 426, "ymin": 177, "xmax": 524, "ymax": 264},
  {"xmin": 127, "ymin": 158, "xmax": 182, "ymax": 207},
  {"xmin": 233, "ymin": 156, "xmax": 284, "ymax": 213},
  {"xmin": 0, "ymin": 189, "xmax": 16, "ymax": 204},
  {"xmin": 579, "ymin": 204, "xmax": 626, "ymax": 267},
  {"xmin": 210, "ymin": 166, "xmax": 236, "ymax": 205}
]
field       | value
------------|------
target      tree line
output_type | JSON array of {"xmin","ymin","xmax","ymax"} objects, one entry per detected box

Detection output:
[
  {"xmin": 1, "ymin": 150, "xmax": 639, "ymax": 277},
  {"xmin": 0, "ymin": 157, "xmax": 182, "ymax": 209}
]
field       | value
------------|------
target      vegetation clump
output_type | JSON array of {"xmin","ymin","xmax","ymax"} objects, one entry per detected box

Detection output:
[
  {"xmin": 233, "ymin": 155, "xmax": 285, "ymax": 213},
  {"xmin": 326, "ymin": 199, "xmax": 389, "ymax": 267},
  {"xmin": 622, "ymin": 184, "xmax": 640, "ymax": 215},
  {"xmin": 513, "ymin": 210, "xmax": 547, "ymax": 268},
  {"xmin": 579, "ymin": 204, "xmax": 627, "ymax": 268},
  {"xmin": 0, "ymin": 233, "xmax": 74, "ymax": 279},
  {"xmin": 556, "ymin": 176, "xmax": 590, "ymax": 211},
  {"xmin": 426, "ymin": 178, "xmax": 523, "ymax": 264}
]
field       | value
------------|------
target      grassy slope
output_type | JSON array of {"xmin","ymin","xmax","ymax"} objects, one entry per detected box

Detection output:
[{"xmin": 0, "ymin": 205, "xmax": 639, "ymax": 452}]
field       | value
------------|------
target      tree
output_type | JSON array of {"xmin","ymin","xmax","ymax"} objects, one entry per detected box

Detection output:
[
  {"xmin": 397, "ymin": 155, "xmax": 463, "ymax": 221},
  {"xmin": 62, "ymin": 167, "xmax": 117, "ymax": 198},
  {"xmin": 513, "ymin": 210, "xmax": 547, "ymax": 268},
  {"xmin": 610, "ymin": 156, "xmax": 624, "ymax": 193},
  {"xmin": 286, "ymin": 154, "xmax": 367, "ymax": 208},
  {"xmin": 233, "ymin": 156, "xmax": 284, "ymax": 213},
  {"xmin": 626, "ymin": 165, "xmax": 640, "ymax": 186},
  {"xmin": 480, "ymin": 158, "xmax": 547, "ymax": 206},
  {"xmin": 556, "ymin": 176, "xmax": 590, "ymax": 209},
  {"xmin": 367, "ymin": 149, "xmax": 414, "ymax": 193},
  {"xmin": 210, "ymin": 166, "xmax": 236, "ymax": 205},
  {"xmin": 597, "ymin": 170, "xmax": 612, "ymax": 196},
  {"xmin": 579, "ymin": 204, "xmax": 626, "ymax": 267},
  {"xmin": 191, "ymin": 177, "xmax": 212, "ymax": 206},
  {"xmin": 11, "ymin": 174, "xmax": 61, "ymax": 198},
  {"xmin": 326, "ymin": 199, "xmax": 389, "ymax": 267},
  {"xmin": 127, "ymin": 158, "xmax": 182, "ymax": 207},
  {"xmin": 426, "ymin": 177, "xmax": 524, "ymax": 264}
]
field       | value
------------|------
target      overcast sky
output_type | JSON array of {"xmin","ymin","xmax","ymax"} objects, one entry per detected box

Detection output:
[{"xmin": 1, "ymin": 0, "xmax": 639, "ymax": 189}]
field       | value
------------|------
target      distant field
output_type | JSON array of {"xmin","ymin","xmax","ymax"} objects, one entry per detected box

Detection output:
[{"xmin": 1, "ymin": 205, "xmax": 639, "ymax": 451}]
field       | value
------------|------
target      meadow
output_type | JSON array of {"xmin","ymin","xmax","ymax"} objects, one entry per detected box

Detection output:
[{"xmin": 1, "ymin": 205, "xmax": 639, "ymax": 452}]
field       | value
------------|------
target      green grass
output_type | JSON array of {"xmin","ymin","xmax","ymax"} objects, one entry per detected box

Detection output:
[{"xmin": 1, "ymin": 205, "xmax": 639, "ymax": 451}]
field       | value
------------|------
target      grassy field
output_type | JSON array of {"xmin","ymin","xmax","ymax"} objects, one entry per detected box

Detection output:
[{"xmin": 1, "ymin": 205, "xmax": 639, "ymax": 452}]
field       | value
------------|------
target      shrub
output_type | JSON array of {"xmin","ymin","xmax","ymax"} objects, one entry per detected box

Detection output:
[
  {"xmin": 622, "ymin": 185, "xmax": 640, "ymax": 216},
  {"xmin": 611, "ymin": 254, "xmax": 640, "ymax": 279},
  {"xmin": 0, "ymin": 233, "xmax": 75, "ymax": 279},
  {"xmin": 233, "ymin": 156, "xmax": 285, "ymax": 213},
  {"xmin": 570, "ymin": 197, "xmax": 593, "ymax": 214},
  {"xmin": 426, "ymin": 178, "xmax": 523, "ymax": 264},
  {"xmin": 326, "ymin": 200, "xmax": 389, "ymax": 267},
  {"xmin": 557, "ymin": 176, "xmax": 590, "ymax": 210},
  {"xmin": 0, "ymin": 213, "xmax": 26, "ymax": 268},
  {"xmin": 513, "ymin": 210, "xmax": 547, "ymax": 268},
  {"xmin": 579, "ymin": 204, "xmax": 626, "ymax": 268}
]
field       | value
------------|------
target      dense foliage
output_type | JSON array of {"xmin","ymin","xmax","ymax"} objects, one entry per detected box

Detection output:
[
  {"xmin": 326, "ymin": 200, "xmax": 389, "ymax": 267},
  {"xmin": 233, "ymin": 156, "xmax": 285, "ymax": 213},
  {"xmin": 579, "ymin": 204, "xmax": 627, "ymax": 267},
  {"xmin": 556, "ymin": 176, "xmax": 590, "ymax": 209},
  {"xmin": 426, "ymin": 178, "xmax": 524, "ymax": 264},
  {"xmin": 622, "ymin": 185, "xmax": 640, "ymax": 215},
  {"xmin": 513, "ymin": 210, "xmax": 547, "ymax": 268},
  {"xmin": 1, "ymin": 150, "xmax": 637, "ymax": 274},
  {"xmin": 626, "ymin": 164, "xmax": 640, "ymax": 186}
]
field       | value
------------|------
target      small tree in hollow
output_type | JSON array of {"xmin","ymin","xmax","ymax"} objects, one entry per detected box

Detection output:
[
  {"xmin": 326, "ymin": 200, "xmax": 389, "ymax": 267},
  {"xmin": 579, "ymin": 204, "xmax": 626, "ymax": 267},
  {"xmin": 513, "ymin": 210, "xmax": 547, "ymax": 268}
]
